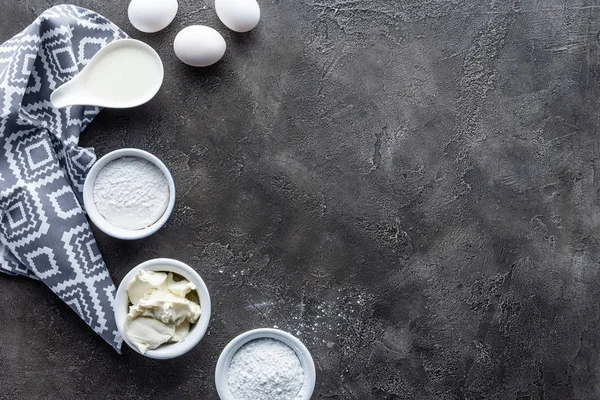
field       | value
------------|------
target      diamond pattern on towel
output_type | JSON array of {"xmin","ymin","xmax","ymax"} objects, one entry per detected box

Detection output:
[{"xmin": 0, "ymin": 5, "xmax": 126, "ymax": 351}]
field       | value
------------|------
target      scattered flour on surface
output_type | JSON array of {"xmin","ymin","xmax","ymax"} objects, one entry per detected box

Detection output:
[
  {"xmin": 93, "ymin": 156, "xmax": 169, "ymax": 230},
  {"xmin": 228, "ymin": 338, "xmax": 304, "ymax": 400}
]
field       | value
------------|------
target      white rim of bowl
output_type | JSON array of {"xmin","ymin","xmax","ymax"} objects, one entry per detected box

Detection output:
[
  {"xmin": 114, "ymin": 258, "xmax": 211, "ymax": 359},
  {"xmin": 83, "ymin": 148, "xmax": 176, "ymax": 240},
  {"xmin": 215, "ymin": 328, "xmax": 316, "ymax": 400}
]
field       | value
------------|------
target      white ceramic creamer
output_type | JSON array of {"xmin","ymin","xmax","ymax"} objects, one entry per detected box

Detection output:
[{"xmin": 50, "ymin": 39, "xmax": 164, "ymax": 109}]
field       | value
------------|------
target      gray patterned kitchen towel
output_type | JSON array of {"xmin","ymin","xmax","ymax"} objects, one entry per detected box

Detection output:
[{"xmin": 0, "ymin": 5, "xmax": 126, "ymax": 351}]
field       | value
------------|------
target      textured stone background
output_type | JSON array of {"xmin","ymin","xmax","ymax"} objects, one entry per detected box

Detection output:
[{"xmin": 2, "ymin": 0, "xmax": 600, "ymax": 399}]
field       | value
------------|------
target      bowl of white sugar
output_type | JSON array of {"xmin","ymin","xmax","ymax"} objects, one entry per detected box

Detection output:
[
  {"xmin": 215, "ymin": 328, "xmax": 316, "ymax": 400},
  {"xmin": 83, "ymin": 148, "xmax": 175, "ymax": 240}
]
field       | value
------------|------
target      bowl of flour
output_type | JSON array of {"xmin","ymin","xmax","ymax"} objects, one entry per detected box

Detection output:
[
  {"xmin": 83, "ymin": 148, "xmax": 175, "ymax": 240},
  {"xmin": 215, "ymin": 328, "xmax": 316, "ymax": 400}
]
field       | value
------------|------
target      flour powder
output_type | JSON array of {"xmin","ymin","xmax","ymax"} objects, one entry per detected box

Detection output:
[
  {"xmin": 93, "ymin": 156, "xmax": 169, "ymax": 230},
  {"xmin": 228, "ymin": 338, "xmax": 304, "ymax": 400}
]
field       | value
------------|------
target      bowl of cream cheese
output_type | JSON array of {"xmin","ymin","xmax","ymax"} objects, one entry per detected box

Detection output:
[
  {"xmin": 83, "ymin": 148, "xmax": 176, "ymax": 240},
  {"xmin": 114, "ymin": 258, "xmax": 211, "ymax": 359}
]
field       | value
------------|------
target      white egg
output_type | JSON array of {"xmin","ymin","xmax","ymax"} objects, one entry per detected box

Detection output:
[
  {"xmin": 173, "ymin": 26, "xmax": 226, "ymax": 67},
  {"xmin": 215, "ymin": 0, "xmax": 261, "ymax": 33},
  {"xmin": 128, "ymin": 0, "xmax": 178, "ymax": 33}
]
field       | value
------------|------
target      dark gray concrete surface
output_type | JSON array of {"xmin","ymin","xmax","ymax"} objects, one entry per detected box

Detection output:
[{"xmin": 2, "ymin": 0, "xmax": 600, "ymax": 398}]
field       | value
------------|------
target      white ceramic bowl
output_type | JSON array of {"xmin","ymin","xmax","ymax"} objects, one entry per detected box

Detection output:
[
  {"xmin": 83, "ymin": 148, "xmax": 175, "ymax": 240},
  {"xmin": 215, "ymin": 328, "xmax": 316, "ymax": 400},
  {"xmin": 114, "ymin": 258, "xmax": 211, "ymax": 359}
]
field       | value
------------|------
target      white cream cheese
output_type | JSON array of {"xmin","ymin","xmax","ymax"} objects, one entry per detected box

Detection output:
[
  {"xmin": 127, "ymin": 270, "xmax": 168, "ymax": 303},
  {"xmin": 124, "ymin": 317, "xmax": 176, "ymax": 354},
  {"xmin": 124, "ymin": 270, "xmax": 201, "ymax": 353}
]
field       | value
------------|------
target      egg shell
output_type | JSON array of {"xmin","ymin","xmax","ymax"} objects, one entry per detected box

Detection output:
[
  {"xmin": 128, "ymin": 0, "xmax": 178, "ymax": 33},
  {"xmin": 173, "ymin": 26, "xmax": 226, "ymax": 67},
  {"xmin": 215, "ymin": 0, "xmax": 260, "ymax": 33}
]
